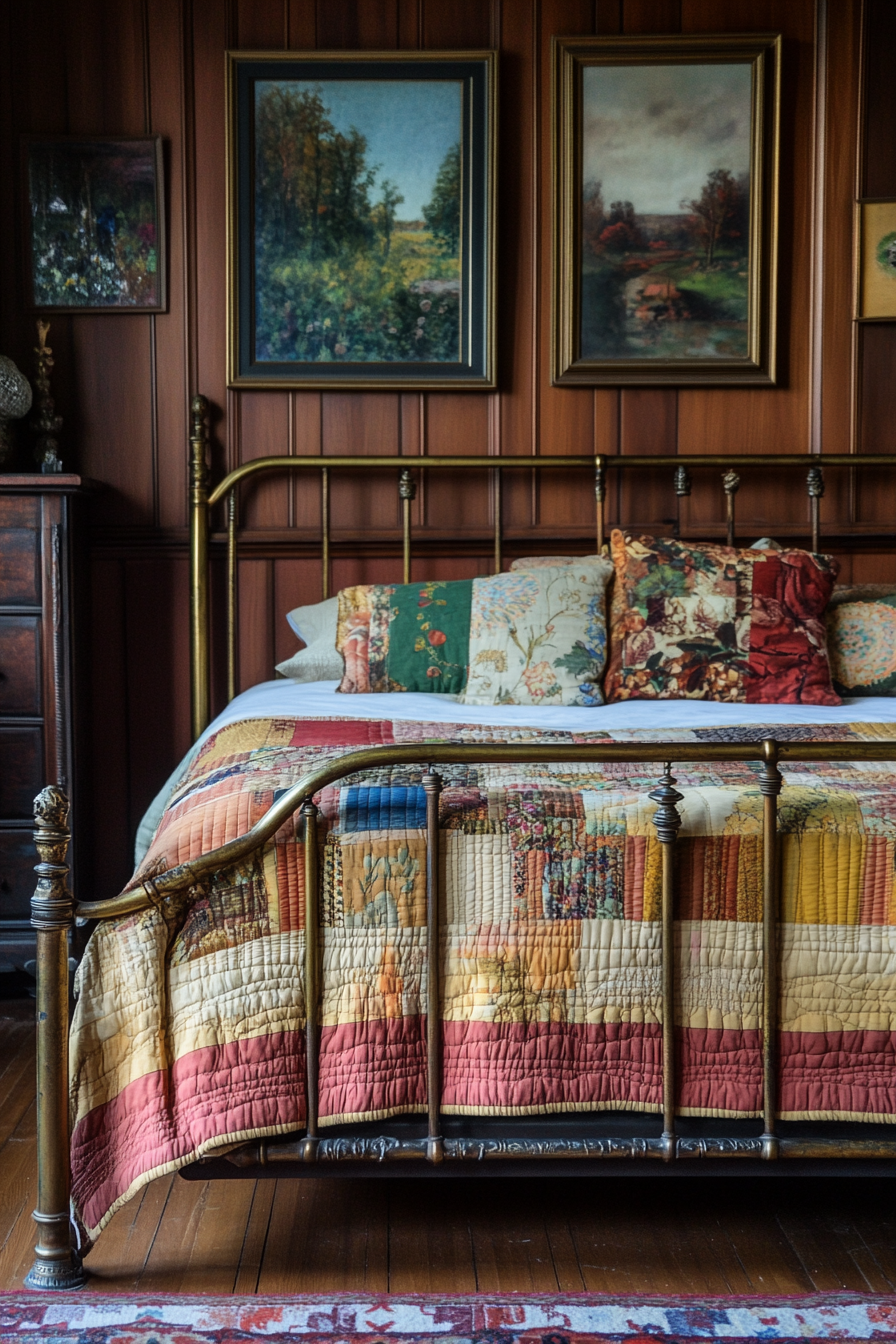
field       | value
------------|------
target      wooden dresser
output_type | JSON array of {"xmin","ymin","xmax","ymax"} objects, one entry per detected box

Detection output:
[{"xmin": 0, "ymin": 475, "xmax": 91, "ymax": 970}]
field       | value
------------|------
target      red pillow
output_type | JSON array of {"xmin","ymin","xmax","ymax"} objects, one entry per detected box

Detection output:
[{"xmin": 604, "ymin": 531, "xmax": 840, "ymax": 704}]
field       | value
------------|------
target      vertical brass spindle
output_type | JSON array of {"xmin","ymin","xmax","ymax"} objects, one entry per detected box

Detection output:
[
  {"xmin": 674, "ymin": 465, "xmax": 691, "ymax": 541},
  {"xmin": 595, "ymin": 455, "xmax": 606, "ymax": 553},
  {"xmin": 26, "ymin": 787, "xmax": 86, "ymax": 1290},
  {"xmin": 321, "ymin": 467, "xmax": 330, "ymax": 600},
  {"xmin": 649, "ymin": 764, "xmax": 683, "ymax": 1163},
  {"xmin": 493, "ymin": 469, "xmax": 502, "ymax": 574},
  {"xmin": 423, "ymin": 769, "xmax": 444, "ymax": 1163},
  {"xmin": 807, "ymin": 466, "xmax": 824, "ymax": 554},
  {"xmin": 760, "ymin": 739, "xmax": 783, "ymax": 1160},
  {"xmin": 226, "ymin": 489, "xmax": 238, "ymax": 704},
  {"xmin": 723, "ymin": 471, "xmax": 740, "ymax": 548},
  {"xmin": 399, "ymin": 469, "xmax": 416, "ymax": 585},
  {"xmin": 301, "ymin": 798, "xmax": 320, "ymax": 1161},
  {"xmin": 189, "ymin": 394, "xmax": 210, "ymax": 742}
]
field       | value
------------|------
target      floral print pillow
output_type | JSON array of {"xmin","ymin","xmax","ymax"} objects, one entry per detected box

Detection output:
[
  {"xmin": 827, "ymin": 586, "xmax": 896, "ymax": 697},
  {"xmin": 336, "ymin": 563, "xmax": 613, "ymax": 706},
  {"xmin": 604, "ymin": 530, "xmax": 840, "ymax": 705}
]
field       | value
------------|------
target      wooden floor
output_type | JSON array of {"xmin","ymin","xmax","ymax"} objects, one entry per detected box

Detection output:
[{"xmin": 4, "ymin": 997, "xmax": 896, "ymax": 1297}]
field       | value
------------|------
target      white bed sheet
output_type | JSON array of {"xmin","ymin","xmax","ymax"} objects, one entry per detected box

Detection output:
[{"xmin": 135, "ymin": 680, "xmax": 896, "ymax": 865}]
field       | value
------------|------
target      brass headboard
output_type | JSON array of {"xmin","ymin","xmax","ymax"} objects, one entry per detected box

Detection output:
[{"xmin": 188, "ymin": 393, "xmax": 896, "ymax": 742}]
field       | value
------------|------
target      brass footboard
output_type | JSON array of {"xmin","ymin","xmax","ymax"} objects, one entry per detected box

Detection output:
[{"xmin": 25, "ymin": 736, "xmax": 896, "ymax": 1287}]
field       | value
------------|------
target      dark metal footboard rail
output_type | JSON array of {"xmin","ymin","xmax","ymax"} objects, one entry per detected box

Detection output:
[{"xmin": 26, "ymin": 735, "xmax": 896, "ymax": 1287}]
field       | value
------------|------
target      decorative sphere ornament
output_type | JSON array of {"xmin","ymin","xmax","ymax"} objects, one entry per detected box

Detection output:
[{"xmin": 0, "ymin": 355, "xmax": 33, "ymax": 468}]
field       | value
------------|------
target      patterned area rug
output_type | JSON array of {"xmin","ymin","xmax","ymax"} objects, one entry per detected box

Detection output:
[{"xmin": 2, "ymin": 1293, "xmax": 896, "ymax": 1343}]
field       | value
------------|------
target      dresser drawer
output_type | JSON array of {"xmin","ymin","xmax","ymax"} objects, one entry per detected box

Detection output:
[
  {"xmin": 0, "ymin": 496, "xmax": 40, "ymax": 606},
  {"xmin": 0, "ymin": 829, "xmax": 37, "ymax": 923},
  {"xmin": 0, "ymin": 725, "xmax": 43, "ymax": 819},
  {"xmin": 0, "ymin": 615, "xmax": 42, "ymax": 715}
]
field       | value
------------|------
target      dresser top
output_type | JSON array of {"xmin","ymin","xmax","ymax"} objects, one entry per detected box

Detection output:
[{"xmin": 0, "ymin": 474, "xmax": 99, "ymax": 493}]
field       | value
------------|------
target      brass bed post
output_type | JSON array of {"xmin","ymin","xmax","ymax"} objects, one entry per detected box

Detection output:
[
  {"xmin": 189, "ymin": 395, "xmax": 211, "ymax": 741},
  {"xmin": 423, "ymin": 769, "xmax": 444, "ymax": 1163},
  {"xmin": 321, "ymin": 466, "xmax": 330, "ymax": 600},
  {"xmin": 807, "ymin": 466, "xmax": 824, "ymax": 553},
  {"xmin": 226, "ymin": 489, "xmax": 238, "ymax": 704},
  {"xmin": 723, "ymin": 470, "xmax": 740, "ymax": 548},
  {"xmin": 760, "ymin": 740, "xmax": 783, "ymax": 1160},
  {"xmin": 594, "ymin": 455, "xmax": 606, "ymax": 553},
  {"xmin": 399, "ymin": 469, "xmax": 416, "ymax": 585},
  {"xmin": 650, "ymin": 765, "xmax": 683, "ymax": 1162},
  {"xmin": 301, "ymin": 798, "xmax": 321, "ymax": 1160},
  {"xmin": 26, "ymin": 787, "xmax": 87, "ymax": 1290},
  {"xmin": 492, "ymin": 469, "xmax": 502, "ymax": 574}
]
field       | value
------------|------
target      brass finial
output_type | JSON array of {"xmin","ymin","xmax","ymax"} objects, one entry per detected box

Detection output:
[
  {"xmin": 807, "ymin": 466, "xmax": 825, "ymax": 499},
  {"xmin": 399, "ymin": 468, "xmax": 417, "ymax": 501},
  {"xmin": 674, "ymin": 465, "xmax": 691, "ymax": 497},
  {"xmin": 722, "ymin": 470, "xmax": 740, "ymax": 496},
  {"xmin": 649, "ymin": 764, "xmax": 684, "ymax": 844}
]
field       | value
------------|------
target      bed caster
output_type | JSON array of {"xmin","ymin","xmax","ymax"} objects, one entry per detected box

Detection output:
[{"xmin": 25, "ymin": 1216, "xmax": 87, "ymax": 1291}]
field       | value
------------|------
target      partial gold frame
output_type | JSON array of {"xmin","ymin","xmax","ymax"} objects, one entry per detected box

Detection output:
[
  {"xmin": 226, "ymin": 50, "xmax": 498, "ymax": 391},
  {"xmin": 552, "ymin": 33, "xmax": 781, "ymax": 387}
]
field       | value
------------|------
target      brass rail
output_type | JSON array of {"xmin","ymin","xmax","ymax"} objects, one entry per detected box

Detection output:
[{"xmin": 74, "ymin": 738, "xmax": 896, "ymax": 923}]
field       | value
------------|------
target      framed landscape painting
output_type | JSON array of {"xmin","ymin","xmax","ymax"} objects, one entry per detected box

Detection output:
[
  {"xmin": 227, "ymin": 51, "xmax": 496, "ymax": 389},
  {"xmin": 552, "ymin": 34, "xmax": 780, "ymax": 386},
  {"xmin": 23, "ymin": 136, "xmax": 166, "ymax": 313}
]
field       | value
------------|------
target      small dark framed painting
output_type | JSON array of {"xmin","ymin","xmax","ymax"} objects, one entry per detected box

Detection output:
[
  {"xmin": 22, "ymin": 136, "xmax": 166, "ymax": 313},
  {"xmin": 552, "ymin": 34, "xmax": 780, "ymax": 386},
  {"xmin": 227, "ymin": 51, "xmax": 497, "ymax": 389}
]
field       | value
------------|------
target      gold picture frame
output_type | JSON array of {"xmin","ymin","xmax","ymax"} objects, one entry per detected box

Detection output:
[
  {"xmin": 226, "ymin": 50, "xmax": 497, "ymax": 390},
  {"xmin": 552, "ymin": 33, "xmax": 781, "ymax": 386},
  {"xmin": 855, "ymin": 199, "xmax": 896, "ymax": 321}
]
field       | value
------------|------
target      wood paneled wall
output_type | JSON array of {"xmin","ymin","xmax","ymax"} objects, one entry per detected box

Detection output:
[{"xmin": 0, "ymin": 0, "xmax": 893, "ymax": 894}]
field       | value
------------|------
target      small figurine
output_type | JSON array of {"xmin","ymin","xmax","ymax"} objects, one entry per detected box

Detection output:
[{"xmin": 31, "ymin": 320, "xmax": 63, "ymax": 474}]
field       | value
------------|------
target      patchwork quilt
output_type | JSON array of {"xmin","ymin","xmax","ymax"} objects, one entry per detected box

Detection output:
[{"xmin": 70, "ymin": 714, "xmax": 896, "ymax": 1244}]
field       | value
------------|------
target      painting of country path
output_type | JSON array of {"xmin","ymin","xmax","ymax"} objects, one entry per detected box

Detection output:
[
  {"xmin": 253, "ymin": 79, "xmax": 462, "ymax": 365},
  {"xmin": 580, "ymin": 61, "xmax": 753, "ymax": 361}
]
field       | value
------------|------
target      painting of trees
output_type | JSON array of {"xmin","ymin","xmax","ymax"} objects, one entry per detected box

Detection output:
[
  {"xmin": 681, "ymin": 168, "xmax": 747, "ymax": 267},
  {"xmin": 423, "ymin": 144, "xmax": 461, "ymax": 254},
  {"xmin": 253, "ymin": 81, "xmax": 462, "ymax": 364}
]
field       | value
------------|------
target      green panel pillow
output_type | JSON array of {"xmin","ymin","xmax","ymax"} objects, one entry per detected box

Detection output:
[
  {"xmin": 335, "ymin": 563, "xmax": 613, "ymax": 706},
  {"xmin": 827, "ymin": 586, "xmax": 896, "ymax": 696}
]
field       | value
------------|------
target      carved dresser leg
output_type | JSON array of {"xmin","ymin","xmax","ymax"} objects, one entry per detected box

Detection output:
[{"xmin": 25, "ymin": 786, "xmax": 87, "ymax": 1290}]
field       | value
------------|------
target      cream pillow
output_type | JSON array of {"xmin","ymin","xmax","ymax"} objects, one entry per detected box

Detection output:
[
  {"xmin": 511, "ymin": 553, "xmax": 605, "ymax": 570},
  {"xmin": 276, "ymin": 596, "xmax": 342, "ymax": 681}
]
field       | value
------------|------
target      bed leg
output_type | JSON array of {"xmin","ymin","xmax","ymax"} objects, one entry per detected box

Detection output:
[
  {"xmin": 25, "ymin": 787, "xmax": 86, "ymax": 1291},
  {"xmin": 650, "ymin": 765, "xmax": 683, "ymax": 1163}
]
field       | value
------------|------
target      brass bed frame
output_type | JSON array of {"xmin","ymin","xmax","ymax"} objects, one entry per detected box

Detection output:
[{"xmin": 24, "ymin": 394, "xmax": 896, "ymax": 1289}]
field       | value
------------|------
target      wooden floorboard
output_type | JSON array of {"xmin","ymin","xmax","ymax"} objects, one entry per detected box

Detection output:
[{"xmin": 5, "ymin": 1000, "xmax": 896, "ymax": 1296}]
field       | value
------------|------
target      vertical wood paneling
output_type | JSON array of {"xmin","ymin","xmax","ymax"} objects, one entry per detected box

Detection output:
[
  {"xmin": 192, "ymin": 0, "xmax": 233, "ymax": 476},
  {"xmin": 537, "ymin": 0, "xmax": 594, "ymax": 530},
  {"xmin": 151, "ymin": 0, "xmax": 191, "ymax": 530},
  {"xmin": 1, "ymin": 0, "xmax": 889, "ymax": 897}
]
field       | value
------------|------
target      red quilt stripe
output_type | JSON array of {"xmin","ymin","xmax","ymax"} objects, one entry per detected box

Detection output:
[{"xmin": 73, "ymin": 1022, "xmax": 896, "ymax": 1232}]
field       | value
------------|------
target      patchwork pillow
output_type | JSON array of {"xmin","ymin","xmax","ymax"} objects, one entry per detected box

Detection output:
[
  {"xmin": 827, "ymin": 586, "xmax": 896, "ymax": 697},
  {"xmin": 604, "ymin": 530, "xmax": 840, "ymax": 705},
  {"xmin": 276, "ymin": 596, "xmax": 342, "ymax": 681},
  {"xmin": 336, "ymin": 564, "xmax": 613, "ymax": 706}
]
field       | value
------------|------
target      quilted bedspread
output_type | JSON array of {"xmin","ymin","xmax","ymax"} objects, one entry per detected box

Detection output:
[{"xmin": 71, "ymin": 714, "xmax": 896, "ymax": 1243}]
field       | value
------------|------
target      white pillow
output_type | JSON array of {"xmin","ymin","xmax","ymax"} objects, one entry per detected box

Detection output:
[{"xmin": 277, "ymin": 596, "xmax": 342, "ymax": 681}]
